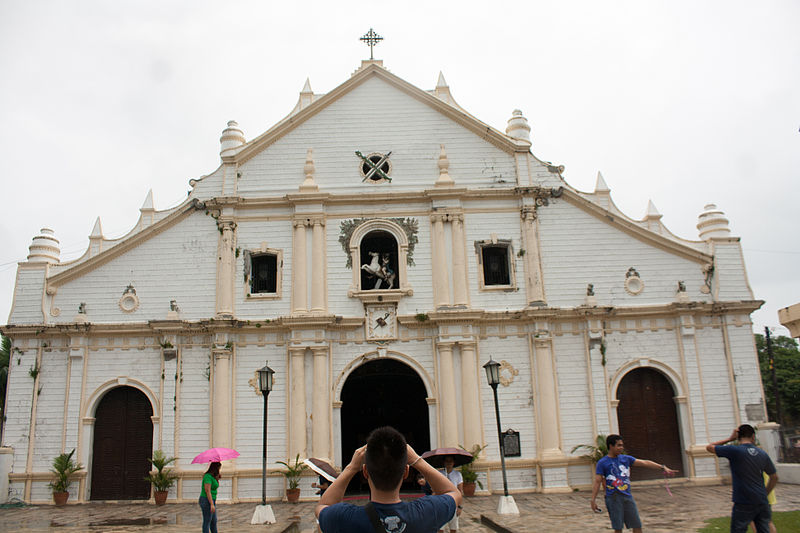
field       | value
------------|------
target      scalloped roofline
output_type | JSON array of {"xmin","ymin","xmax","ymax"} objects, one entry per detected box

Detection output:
[
  {"xmin": 558, "ymin": 187, "xmax": 712, "ymax": 263},
  {"xmin": 47, "ymin": 198, "xmax": 203, "ymax": 287}
]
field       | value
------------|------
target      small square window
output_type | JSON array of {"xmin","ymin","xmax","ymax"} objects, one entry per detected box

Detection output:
[
  {"xmin": 482, "ymin": 246, "xmax": 510, "ymax": 286},
  {"xmin": 475, "ymin": 239, "xmax": 515, "ymax": 291},
  {"xmin": 251, "ymin": 254, "xmax": 277, "ymax": 294}
]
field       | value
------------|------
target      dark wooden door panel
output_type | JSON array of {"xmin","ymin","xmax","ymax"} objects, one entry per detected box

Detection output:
[
  {"xmin": 617, "ymin": 369, "xmax": 683, "ymax": 481},
  {"xmin": 91, "ymin": 387, "xmax": 153, "ymax": 500}
]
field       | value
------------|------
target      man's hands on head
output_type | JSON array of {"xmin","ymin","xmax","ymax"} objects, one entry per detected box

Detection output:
[
  {"xmin": 346, "ymin": 445, "xmax": 367, "ymax": 475},
  {"xmin": 316, "ymin": 444, "xmax": 367, "ymax": 519}
]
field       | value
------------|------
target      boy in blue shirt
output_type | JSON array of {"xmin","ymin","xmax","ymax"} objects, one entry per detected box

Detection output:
[
  {"xmin": 706, "ymin": 424, "xmax": 778, "ymax": 533},
  {"xmin": 591, "ymin": 434, "xmax": 678, "ymax": 533}
]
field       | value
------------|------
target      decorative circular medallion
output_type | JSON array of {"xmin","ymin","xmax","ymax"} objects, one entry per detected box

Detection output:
[
  {"xmin": 356, "ymin": 151, "xmax": 392, "ymax": 183},
  {"xmin": 624, "ymin": 268, "xmax": 644, "ymax": 296},
  {"xmin": 119, "ymin": 292, "xmax": 140, "ymax": 313}
]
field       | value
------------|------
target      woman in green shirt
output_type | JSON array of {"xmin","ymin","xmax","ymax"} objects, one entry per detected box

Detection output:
[{"xmin": 199, "ymin": 461, "xmax": 221, "ymax": 533}]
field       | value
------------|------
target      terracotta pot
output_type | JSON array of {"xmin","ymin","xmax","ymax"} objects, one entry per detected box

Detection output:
[
  {"xmin": 462, "ymin": 482, "xmax": 476, "ymax": 497},
  {"xmin": 153, "ymin": 490, "xmax": 169, "ymax": 506},
  {"xmin": 286, "ymin": 488, "xmax": 301, "ymax": 503},
  {"xmin": 53, "ymin": 491, "xmax": 69, "ymax": 506}
]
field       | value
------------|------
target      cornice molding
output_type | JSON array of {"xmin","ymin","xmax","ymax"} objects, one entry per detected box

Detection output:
[{"xmin": 1, "ymin": 300, "xmax": 761, "ymax": 338}]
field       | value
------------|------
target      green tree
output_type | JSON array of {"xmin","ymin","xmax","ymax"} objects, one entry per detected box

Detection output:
[{"xmin": 755, "ymin": 333, "xmax": 800, "ymax": 426}]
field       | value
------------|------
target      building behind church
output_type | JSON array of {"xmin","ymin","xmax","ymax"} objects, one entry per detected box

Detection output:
[{"xmin": 0, "ymin": 58, "xmax": 771, "ymax": 503}]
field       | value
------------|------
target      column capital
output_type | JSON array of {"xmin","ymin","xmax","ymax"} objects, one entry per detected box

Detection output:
[
  {"xmin": 288, "ymin": 346, "xmax": 307, "ymax": 356},
  {"xmin": 436, "ymin": 341, "xmax": 455, "ymax": 351},
  {"xmin": 310, "ymin": 345, "xmax": 329, "ymax": 356},
  {"xmin": 430, "ymin": 213, "xmax": 446, "ymax": 223},
  {"xmin": 217, "ymin": 218, "xmax": 237, "ymax": 231},
  {"xmin": 521, "ymin": 207, "xmax": 538, "ymax": 222}
]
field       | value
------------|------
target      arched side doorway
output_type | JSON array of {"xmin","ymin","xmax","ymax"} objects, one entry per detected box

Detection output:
[
  {"xmin": 616, "ymin": 368, "xmax": 683, "ymax": 480},
  {"xmin": 90, "ymin": 386, "xmax": 153, "ymax": 500},
  {"xmin": 340, "ymin": 358, "xmax": 430, "ymax": 492}
]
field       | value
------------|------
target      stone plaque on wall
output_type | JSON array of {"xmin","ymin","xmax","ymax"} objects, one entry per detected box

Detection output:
[{"xmin": 502, "ymin": 429, "xmax": 521, "ymax": 457}]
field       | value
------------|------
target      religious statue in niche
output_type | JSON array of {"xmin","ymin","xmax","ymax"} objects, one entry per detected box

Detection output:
[{"xmin": 361, "ymin": 251, "xmax": 396, "ymax": 289}]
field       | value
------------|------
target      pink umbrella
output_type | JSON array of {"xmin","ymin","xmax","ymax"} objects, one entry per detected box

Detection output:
[{"xmin": 191, "ymin": 447, "xmax": 240, "ymax": 464}]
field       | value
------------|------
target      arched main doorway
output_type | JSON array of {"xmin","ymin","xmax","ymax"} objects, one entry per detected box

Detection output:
[
  {"xmin": 340, "ymin": 358, "xmax": 430, "ymax": 492},
  {"xmin": 616, "ymin": 368, "xmax": 683, "ymax": 480},
  {"xmin": 90, "ymin": 386, "xmax": 153, "ymax": 500}
]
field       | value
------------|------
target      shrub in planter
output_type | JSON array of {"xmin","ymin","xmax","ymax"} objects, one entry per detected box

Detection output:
[
  {"xmin": 145, "ymin": 450, "xmax": 179, "ymax": 505},
  {"xmin": 276, "ymin": 454, "xmax": 308, "ymax": 503},
  {"xmin": 49, "ymin": 449, "xmax": 83, "ymax": 506},
  {"xmin": 459, "ymin": 444, "xmax": 487, "ymax": 497}
]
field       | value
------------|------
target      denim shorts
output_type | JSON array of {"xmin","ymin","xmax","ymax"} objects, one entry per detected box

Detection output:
[
  {"xmin": 604, "ymin": 492, "xmax": 642, "ymax": 530},
  {"xmin": 730, "ymin": 503, "xmax": 771, "ymax": 533}
]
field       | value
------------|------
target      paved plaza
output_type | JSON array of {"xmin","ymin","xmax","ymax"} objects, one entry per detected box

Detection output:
[{"xmin": 1, "ymin": 482, "xmax": 798, "ymax": 532}]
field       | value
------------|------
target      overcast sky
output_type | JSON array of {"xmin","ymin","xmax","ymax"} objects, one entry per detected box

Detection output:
[{"xmin": 1, "ymin": 1, "xmax": 798, "ymax": 336}]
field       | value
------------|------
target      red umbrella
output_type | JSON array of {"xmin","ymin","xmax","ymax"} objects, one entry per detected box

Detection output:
[
  {"xmin": 191, "ymin": 447, "xmax": 240, "ymax": 464},
  {"xmin": 304, "ymin": 458, "xmax": 338, "ymax": 483},
  {"xmin": 420, "ymin": 447, "xmax": 473, "ymax": 469}
]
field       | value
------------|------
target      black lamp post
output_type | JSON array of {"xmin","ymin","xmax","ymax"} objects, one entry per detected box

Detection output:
[
  {"xmin": 257, "ymin": 362, "xmax": 275, "ymax": 506},
  {"xmin": 483, "ymin": 358, "xmax": 509, "ymax": 497}
]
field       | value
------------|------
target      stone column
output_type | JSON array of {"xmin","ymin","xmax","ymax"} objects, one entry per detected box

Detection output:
[
  {"xmin": 215, "ymin": 219, "xmax": 236, "ymax": 318},
  {"xmin": 534, "ymin": 338, "xmax": 564, "ymax": 460},
  {"xmin": 431, "ymin": 214, "xmax": 451, "ymax": 308},
  {"xmin": 289, "ymin": 347, "xmax": 307, "ymax": 459},
  {"xmin": 451, "ymin": 214, "xmax": 469, "ymax": 307},
  {"xmin": 292, "ymin": 219, "xmax": 308, "ymax": 314},
  {"xmin": 521, "ymin": 208, "xmax": 546, "ymax": 306},
  {"xmin": 311, "ymin": 346, "xmax": 331, "ymax": 461},
  {"xmin": 310, "ymin": 217, "xmax": 326, "ymax": 313},
  {"xmin": 212, "ymin": 346, "xmax": 232, "ymax": 448},
  {"xmin": 437, "ymin": 343, "xmax": 459, "ymax": 446},
  {"xmin": 460, "ymin": 342, "xmax": 482, "ymax": 450}
]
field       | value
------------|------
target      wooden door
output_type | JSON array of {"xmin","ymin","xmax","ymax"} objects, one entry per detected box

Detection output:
[
  {"xmin": 90, "ymin": 386, "xmax": 153, "ymax": 499},
  {"xmin": 616, "ymin": 368, "xmax": 683, "ymax": 480}
]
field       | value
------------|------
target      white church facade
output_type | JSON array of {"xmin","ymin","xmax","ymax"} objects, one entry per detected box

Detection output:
[{"xmin": 1, "ymin": 59, "xmax": 770, "ymax": 503}]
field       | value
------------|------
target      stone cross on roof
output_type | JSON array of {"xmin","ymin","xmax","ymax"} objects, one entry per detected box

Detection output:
[{"xmin": 360, "ymin": 28, "xmax": 383, "ymax": 60}]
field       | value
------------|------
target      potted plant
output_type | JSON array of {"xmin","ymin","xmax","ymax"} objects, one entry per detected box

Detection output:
[
  {"xmin": 276, "ymin": 453, "xmax": 308, "ymax": 503},
  {"xmin": 571, "ymin": 434, "xmax": 609, "ymax": 464},
  {"xmin": 49, "ymin": 449, "xmax": 83, "ymax": 506},
  {"xmin": 145, "ymin": 450, "xmax": 179, "ymax": 505},
  {"xmin": 458, "ymin": 444, "xmax": 487, "ymax": 497}
]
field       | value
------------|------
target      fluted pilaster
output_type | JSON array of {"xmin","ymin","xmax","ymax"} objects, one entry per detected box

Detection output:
[
  {"xmin": 451, "ymin": 214, "xmax": 469, "ymax": 307},
  {"xmin": 311, "ymin": 346, "xmax": 331, "ymax": 461},
  {"xmin": 521, "ymin": 208, "xmax": 546, "ymax": 306},
  {"xmin": 289, "ymin": 347, "xmax": 307, "ymax": 459},
  {"xmin": 437, "ymin": 343, "xmax": 459, "ymax": 446},
  {"xmin": 215, "ymin": 220, "xmax": 236, "ymax": 318},
  {"xmin": 292, "ymin": 219, "xmax": 308, "ymax": 313},
  {"xmin": 431, "ymin": 214, "xmax": 451, "ymax": 308},
  {"xmin": 460, "ymin": 343, "xmax": 482, "ymax": 449},
  {"xmin": 310, "ymin": 218, "xmax": 326, "ymax": 313}
]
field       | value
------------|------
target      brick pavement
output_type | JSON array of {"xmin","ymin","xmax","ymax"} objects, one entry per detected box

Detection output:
[{"xmin": 1, "ymin": 482, "xmax": 798, "ymax": 532}]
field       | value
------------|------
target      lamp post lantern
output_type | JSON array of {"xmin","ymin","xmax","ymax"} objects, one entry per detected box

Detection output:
[
  {"xmin": 483, "ymin": 358, "xmax": 519, "ymax": 515},
  {"xmin": 257, "ymin": 362, "xmax": 274, "ymax": 506}
]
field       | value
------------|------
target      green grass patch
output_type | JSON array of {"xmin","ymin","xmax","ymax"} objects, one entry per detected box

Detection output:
[{"xmin": 698, "ymin": 510, "xmax": 800, "ymax": 532}]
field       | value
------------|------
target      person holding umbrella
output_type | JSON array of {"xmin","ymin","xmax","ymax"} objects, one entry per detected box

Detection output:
[
  {"xmin": 200, "ymin": 462, "xmax": 221, "ymax": 533},
  {"xmin": 419, "ymin": 448, "xmax": 471, "ymax": 533},
  {"xmin": 192, "ymin": 447, "xmax": 240, "ymax": 533},
  {"xmin": 438, "ymin": 456, "xmax": 463, "ymax": 533}
]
